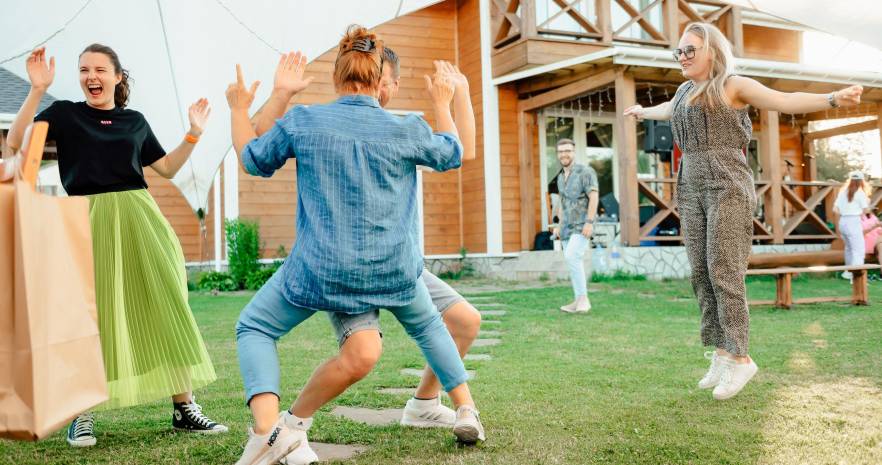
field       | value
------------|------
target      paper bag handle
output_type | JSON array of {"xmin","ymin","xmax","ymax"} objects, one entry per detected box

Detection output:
[{"xmin": 19, "ymin": 122, "xmax": 48, "ymax": 188}]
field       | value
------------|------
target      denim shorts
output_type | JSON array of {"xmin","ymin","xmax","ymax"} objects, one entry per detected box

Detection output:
[{"xmin": 327, "ymin": 269, "xmax": 465, "ymax": 346}]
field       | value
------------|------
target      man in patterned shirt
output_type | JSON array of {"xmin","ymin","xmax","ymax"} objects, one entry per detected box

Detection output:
[{"xmin": 552, "ymin": 138, "xmax": 599, "ymax": 313}]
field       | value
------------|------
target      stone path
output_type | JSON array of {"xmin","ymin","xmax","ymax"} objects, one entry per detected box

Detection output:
[{"xmin": 328, "ymin": 287, "xmax": 510, "ymax": 461}]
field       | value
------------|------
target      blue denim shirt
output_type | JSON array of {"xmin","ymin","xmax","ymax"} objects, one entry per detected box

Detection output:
[{"xmin": 241, "ymin": 94, "xmax": 462, "ymax": 313}]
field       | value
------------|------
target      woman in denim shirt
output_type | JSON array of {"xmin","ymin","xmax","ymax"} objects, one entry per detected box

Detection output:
[{"xmin": 226, "ymin": 25, "xmax": 483, "ymax": 464}]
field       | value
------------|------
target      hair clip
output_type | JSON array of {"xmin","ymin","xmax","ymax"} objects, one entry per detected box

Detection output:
[{"xmin": 351, "ymin": 38, "xmax": 375, "ymax": 52}]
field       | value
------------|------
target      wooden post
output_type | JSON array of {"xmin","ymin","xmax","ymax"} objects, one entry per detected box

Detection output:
[
  {"xmin": 596, "ymin": 0, "xmax": 612, "ymax": 44},
  {"xmin": 803, "ymin": 133, "xmax": 817, "ymax": 198},
  {"xmin": 663, "ymin": 0, "xmax": 680, "ymax": 49},
  {"xmin": 760, "ymin": 110, "xmax": 784, "ymax": 243},
  {"xmin": 775, "ymin": 273, "xmax": 792, "ymax": 309},
  {"xmin": 519, "ymin": 110, "xmax": 537, "ymax": 251},
  {"xmin": 521, "ymin": 0, "xmax": 537, "ymax": 39},
  {"xmin": 852, "ymin": 269, "xmax": 868, "ymax": 305},
  {"xmin": 727, "ymin": 6, "xmax": 744, "ymax": 57},
  {"xmin": 614, "ymin": 69, "xmax": 639, "ymax": 246}
]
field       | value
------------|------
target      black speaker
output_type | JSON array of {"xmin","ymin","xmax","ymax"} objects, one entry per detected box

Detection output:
[{"xmin": 643, "ymin": 120, "xmax": 673, "ymax": 155}]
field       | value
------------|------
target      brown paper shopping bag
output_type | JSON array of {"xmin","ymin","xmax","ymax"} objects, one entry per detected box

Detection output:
[{"xmin": 0, "ymin": 123, "xmax": 108, "ymax": 440}]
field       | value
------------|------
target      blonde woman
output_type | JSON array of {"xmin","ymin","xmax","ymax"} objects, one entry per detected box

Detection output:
[
  {"xmin": 834, "ymin": 172, "xmax": 872, "ymax": 280},
  {"xmin": 624, "ymin": 22, "xmax": 862, "ymax": 400}
]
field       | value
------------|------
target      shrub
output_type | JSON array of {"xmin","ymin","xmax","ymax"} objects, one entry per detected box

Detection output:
[
  {"xmin": 197, "ymin": 271, "xmax": 238, "ymax": 292},
  {"xmin": 246, "ymin": 262, "xmax": 282, "ymax": 290},
  {"xmin": 226, "ymin": 218, "xmax": 262, "ymax": 288}
]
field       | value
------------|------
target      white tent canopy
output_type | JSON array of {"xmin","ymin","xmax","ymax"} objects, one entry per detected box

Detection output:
[
  {"xmin": 0, "ymin": 0, "xmax": 439, "ymax": 213},
  {"xmin": 725, "ymin": 0, "xmax": 882, "ymax": 53}
]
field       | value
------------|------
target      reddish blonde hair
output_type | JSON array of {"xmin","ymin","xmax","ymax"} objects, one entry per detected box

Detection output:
[{"xmin": 334, "ymin": 25, "xmax": 384, "ymax": 94}]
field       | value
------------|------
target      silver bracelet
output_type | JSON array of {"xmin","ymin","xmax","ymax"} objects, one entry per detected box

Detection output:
[{"xmin": 828, "ymin": 92, "xmax": 839, "ymax": 108}]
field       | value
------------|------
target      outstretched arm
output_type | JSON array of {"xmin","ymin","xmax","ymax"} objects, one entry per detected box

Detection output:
[
  {"xmin": 623, "ymin": 100, "xmax": 673, "ymax": 122},
  {"xmin": 730, "ymin": 76, "xmax": 862, "ymax": 114}
]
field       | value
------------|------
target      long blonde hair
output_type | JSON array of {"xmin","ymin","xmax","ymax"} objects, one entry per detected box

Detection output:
[
  {"xmin": 841, "ymin": 177, "xmax": 871, "ymax": 202},
  {"xmin": 684, "ymin": 22, "xmax": 735, "ymax": 108}
]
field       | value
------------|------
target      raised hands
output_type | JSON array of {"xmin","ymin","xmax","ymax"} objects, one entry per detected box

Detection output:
[
  {"xmin": 424, "ymin": 73, "xmax": 455, "ymax": 107},
  {"xmin": 226, "ymin": 64, "xmax": 260, "ymax": 112},
  {"xmin": 432, "ymin": 60, "xmax": 468, "ymax": 91},
  {"xmin": 26, "ymin": 47, "xmax": 55, "ymax": 91},
  {"xmin": 188, "ymin": 98, "xmax": 211, "ymax": 136},
  {"xmin": 274, "ymin": 51, "xmax": 313, "ymax": 98}
]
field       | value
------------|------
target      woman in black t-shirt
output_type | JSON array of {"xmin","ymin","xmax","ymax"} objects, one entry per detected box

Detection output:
[{"xmin": 7, "ymin": 44, "xmax": 227, "ymax": 446}]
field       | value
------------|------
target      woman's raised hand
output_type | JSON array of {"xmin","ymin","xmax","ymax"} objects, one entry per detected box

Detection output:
[
  {"xmin": 226, "ymin": 64, "xmax": 260, "ymax": 112},
  {"xmin": 188, "ymin": 98, "xmax": 211, "ymax": 136},
  {"xmin": 425, "ymin": 73, "xmax": 455, "ymax": 106},
  {"xmin": 274, "ymin": 51, "xmax": 313, "ymax": 97},
  {"xmin": 26, "ymin": 47, "xmax": 55, "ymax": 91}
]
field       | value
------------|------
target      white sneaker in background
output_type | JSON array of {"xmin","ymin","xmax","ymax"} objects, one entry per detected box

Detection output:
[{"xmin": 401, "ymin": 397, "xmax": 456, "ymax": 428}]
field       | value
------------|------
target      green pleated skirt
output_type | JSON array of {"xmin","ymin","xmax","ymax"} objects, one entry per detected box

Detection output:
[{"xmin": 88, "ymin": 189, "xmax": 216, "ymax": 410}]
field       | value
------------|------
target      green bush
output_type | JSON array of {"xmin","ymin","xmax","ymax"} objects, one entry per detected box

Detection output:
[
  {"xmin": 246, "ymin": 262, "xmax": 282, "ymax": 290},
  {"xmin": 197, "ymin": 271, "xmax": 238, "ymax": 292},
  {"xmin": 590, "ymin": 270, "xmax": 647, "ymax": 283},
  {"xmin": 226, "ymin": 218, "xmax": 262, "ymax": 289}
]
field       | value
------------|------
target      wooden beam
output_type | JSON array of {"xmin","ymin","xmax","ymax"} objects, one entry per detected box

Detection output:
[
  {"xmin": 760, "ymin": 109, "xmax": 784, "ymax": 244},
  {"xmin": 613, "ymin": 0, "xmax": 666, "ymax": 41},
  {"xmin": 518, "ymin": 67, "xmax": 617, "ymax": 112},
  {"xmin": 614, "ymin": 69, "xmax": 640, "ymax": 246},
  {"xmin": 521, "ymin": 0, "xmax": 537, "ymax": 38},
  {"xmin": 663, "ymin": 0, "xmax": 680, "ymax": 49},
  {"xmin": 518, "ymin": 110, "xmax": 537, "ymax": 251},
  {"xmin": 596, "ymin": 0, "xmax": 612, "ymax": 43},
  {"xmin": 804, "ymin": 119, "xmax": 879, "ymax": 141},
  {"xmin": 727, "ymin": 6, "xmax": 744, "ymax": 56}
]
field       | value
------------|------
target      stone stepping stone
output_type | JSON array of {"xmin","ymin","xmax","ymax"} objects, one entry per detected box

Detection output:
[
  {"xmin": 479, "ymin": 329, "xmax": 503, "ymax": 337},
  {"xmin": 476, "ymin": 302, "xmax": 506, "ymax": 307},
  {"xmin": 310, "ymin": 442, "xmax": 369, "ymax": 462},
  {"xmin": 464, "ymin": 353, "xmax": 492, "ymax": 361},
  {"xmin": 376, "ymin": 387, "xmax": 449, "ymax": 398},
  {"xmin": 465, "ymin": 296, "xmax": 497, "ymax": 301},
  {"xmin": 480, "ymin": 310, "xmax": 506, "ymax": 316},
  {"xmin": 401, "ymin": 368, "xmax": 475, "ymax": 379},
  {"xmin": 330, "ymin": 406, "xmax": 403, "ymax": 426},
  {"xmin": 482, "ymin": 320, "xmax": 502, "ymax": 325},
  {"xmin": 472, "ymin": 338, "xmax": 501, "ymax": 347}
]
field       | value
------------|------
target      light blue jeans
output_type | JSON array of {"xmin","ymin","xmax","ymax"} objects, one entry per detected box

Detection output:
[
  {"xmin": 563, "ymin": 233, "xmax": 591, "ymax": 298},
  {"xmin": 235, "ymin": 269, "xmax": 469, "ymax": 403}
]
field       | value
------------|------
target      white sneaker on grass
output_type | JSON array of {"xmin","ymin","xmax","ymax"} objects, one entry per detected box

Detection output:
[
  {"xmin": 401, "ymin": 397, "xmax": 456, "ymax": 428},
  {"xmin": 66, "ymin": 413, "xmax": 96, "ymax": 447},
  {"xmin": 713, "ymin": 358, "xmax": 758, "ymax": 400},
  {"xmin": 698, "ymin": 351, "xmax": 725, "ymax": 389},
  {"xmin": 235, "ymin": 413, "xmax": 302, "ymax": 465},
  {"xmin": 279, "ymin": 411, "xmax": 317, "ymax": 465},
  {"xmin": 453, "ymin": 405, "xmax": 485, "ymax": 444}
]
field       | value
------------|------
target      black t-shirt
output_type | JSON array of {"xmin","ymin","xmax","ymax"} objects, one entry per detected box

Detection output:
[{"xmin": 34, "ymin": 100, "xmax": 166, "ymax": 196}]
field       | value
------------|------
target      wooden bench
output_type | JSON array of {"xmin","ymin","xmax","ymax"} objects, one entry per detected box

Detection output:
[{"xmin": 746, "ymin": 264, "xmax": 881, "ymax": 309}]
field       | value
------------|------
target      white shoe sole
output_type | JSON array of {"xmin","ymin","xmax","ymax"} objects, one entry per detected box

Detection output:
[
  {"xmin": 697, "ymin": 380, "xmax": 720, "ymax": 390},
  {"xmin": 400, "ymin": 416, "xmax": 454, "ymax": 428},
  {"xmin": 67, "ymin": 437, "xmax": 96, "ymax": 447},
  {"xmin": 561, "ymin": 307, "xmax": 590, "ymax": 313},
  {"xmin": 281, "ymin": 442, "xmax": 319, "ymax": 465},
  {"xmin": 453, "ymin": 424, "xmax": 484, "ymax": 444},
  {"xmin": 174, "ymin": 425, "xmax": 229, "ymax": 435}
]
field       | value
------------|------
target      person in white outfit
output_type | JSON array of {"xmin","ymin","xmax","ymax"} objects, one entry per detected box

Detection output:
[{"xmin": 834, "ymin": 171, "xmax": 871, "ymax": 281}]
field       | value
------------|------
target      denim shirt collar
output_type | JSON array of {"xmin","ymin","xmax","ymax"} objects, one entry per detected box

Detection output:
[{"xmin": 336, "ymin": 94, "xmax": 380, "ymax": 108}]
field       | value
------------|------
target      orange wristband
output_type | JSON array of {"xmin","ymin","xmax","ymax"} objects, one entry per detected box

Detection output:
[{"xmin": 185, "ymin": 133, "xmax": 200, "ymax": 144}]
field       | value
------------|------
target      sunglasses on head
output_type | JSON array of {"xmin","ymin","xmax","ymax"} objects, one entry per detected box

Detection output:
[{"xmin": 673, "ymin": 45, "xmax": 704, "ymax": 61}]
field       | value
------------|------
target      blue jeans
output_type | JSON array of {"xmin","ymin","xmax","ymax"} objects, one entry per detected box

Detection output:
[
  {"xmin": 235, "ymin": 268, "xmax": 469, "ymax": 403},
  {"xmin": 563, "ymin": 233, "xmax": 590, "ymax": 298}
]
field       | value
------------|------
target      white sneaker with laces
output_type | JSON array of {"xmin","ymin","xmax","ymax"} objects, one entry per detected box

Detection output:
[
  {"xmin": 559, "ymin": 301, "xmax": 577, "ymax": 312},
  {"xmin": 713, "ymin": 358, "xmax": 758, "ymax": 400},
  {"xmin": 698, "ymin": 351, "xmax": 725, "ymax": 389},
  {"xmin": 400, "ymin": 397, "xmax": 456, "ymax": 428},
  {"xmin": 280, "ymin": 412, "xmax": 317, "ymax": 465},
  {"xmin": 235, "ymin": 414, "xmax": 302, "ymax": 465},
  {"xmin": 453, "ymin": 405, "xmax": 485, "ymax": 444}
]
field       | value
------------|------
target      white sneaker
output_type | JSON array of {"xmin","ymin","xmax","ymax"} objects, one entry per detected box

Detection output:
[
  {"xmin": 713, "ymin": 358, "xmax": 758, "ymax": 400},
  {"xmin": 842, "ymin": 271, "xmax": 853, "ymax": 280},
  {"xmin": 453, "ymin": 405, "xmax": 485, "ymax": 444},
  {"xmin": 401, "ymin": 397, "xmax": 456, "ymax": 428},
  {"xmin": 280, "ymin": 412, "xmax": 317, "ymax": 465},
  {"xmin": 698, "ymin": 351, "xmax": 725, "ymax": 389},
  {"xmin": 561, "ymin": 298, "xmax": 591, "ymax": 313},
  {"xmin": 559, "ymin": 301, "xmax": 577, "ymax": 312},
  {"xmin": 235, "ymin": 414, "xmax": 302, "ymax": 465}
]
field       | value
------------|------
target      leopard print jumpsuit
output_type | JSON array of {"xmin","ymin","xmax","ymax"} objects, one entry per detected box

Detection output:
[{"xmin": 672, "ymin": 80, "xmax": 756, "ymax": 356}]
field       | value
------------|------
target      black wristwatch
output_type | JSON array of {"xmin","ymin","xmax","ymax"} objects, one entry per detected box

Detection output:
[{"xmin": 828, "ymin": 92, "xmax": 839, "ymax": 108}]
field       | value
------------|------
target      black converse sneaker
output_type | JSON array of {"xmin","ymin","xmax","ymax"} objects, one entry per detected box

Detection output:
[
  {"xmin": 173, "ymin": 402, "xmax": 229, "ymax": 434},
  {"xmin": 66, "ymin": 413, "xmax": 96, "ymax": 447}
]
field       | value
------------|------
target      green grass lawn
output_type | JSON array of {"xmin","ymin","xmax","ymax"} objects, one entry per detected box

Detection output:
[{"xmin": 2, "ymin": 276, "xmax": 881, "ymax": 464}]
